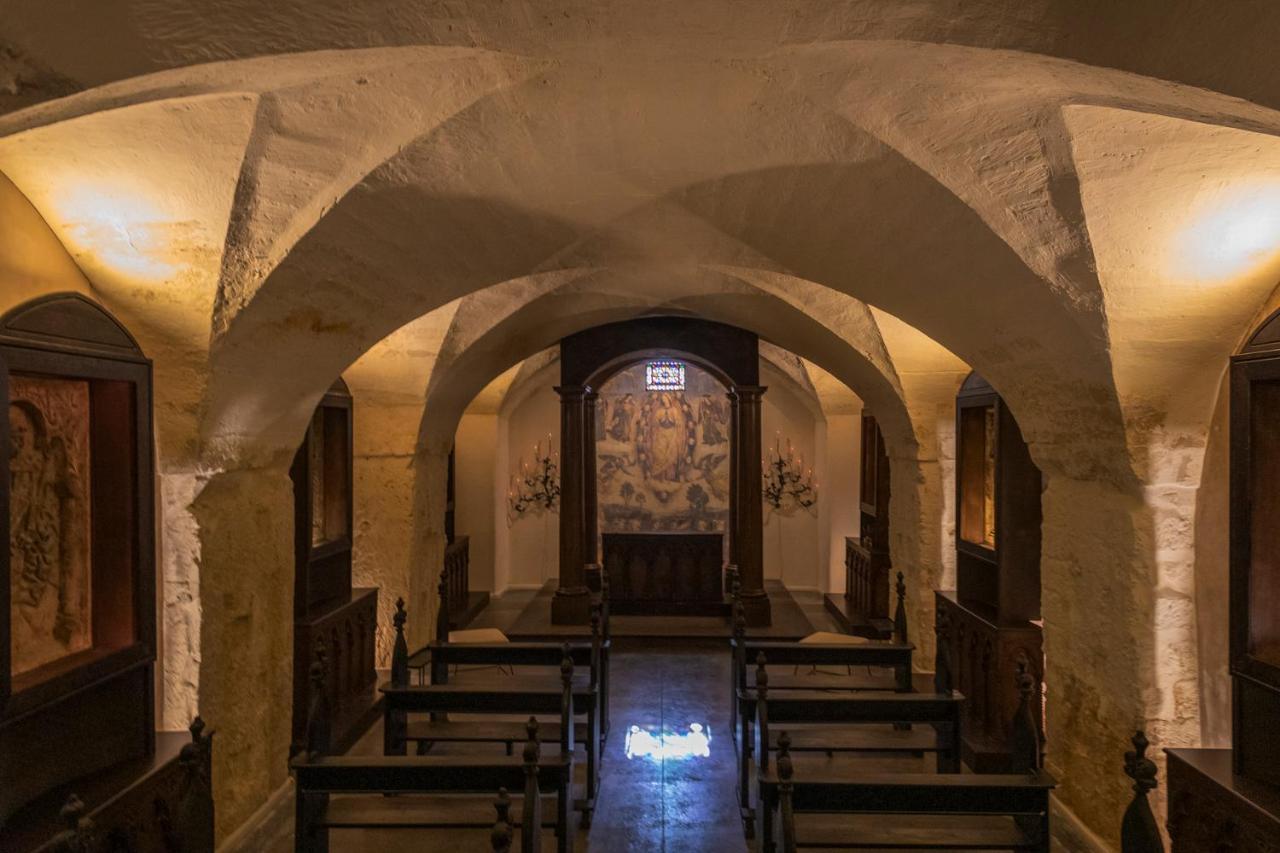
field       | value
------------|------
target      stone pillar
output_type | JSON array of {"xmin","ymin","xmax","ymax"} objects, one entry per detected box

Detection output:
[
  {"xmin": 728, "ymin": 388, "xmax": 740, "ymax": 570},
  {"xmin": 583, "ymin": 388, "xmax": 601, "ymax": 592},
  {"xmin": 734, "ymin": 385, "xmax": 771, "ymax": 626},
  {"xmin": 553, "ymin": 385, "xmax": 591, "ymax": 623}
]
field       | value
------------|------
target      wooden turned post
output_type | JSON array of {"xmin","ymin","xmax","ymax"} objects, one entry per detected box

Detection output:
[
  {"xmin": 435, "ymin": 573, "xmax": 450, "ymax": 646},
  {"xmin": 522, "ymin": 719, "xmax": 543, "ymax": 853},
  {"xmin": 1009, "ymin": 662, "xmax": 1043, "ymax": 773},
  {"xmin": 893, "ymin": 571, "xmax": 908, "ymax": 644},
  {"xmin": 304, "ymin": 641, "xmax": 332, "ymax": 758},
  {"xmin": 584, "ymin": 388, "xmax": 599, "ymax": 574},
  {"xmin": 51, "ymin": 794, "xmax": 93, "ymax": 853},
  {"xmin": 1120, "ymin": 731, "xmax": 1164, "ymax": 853},
  {"xmin": 491, "ymin": 788, "xmax": 514, "ymax": 853},
  {"xmin": 778, "ymin": 732, "xmax": 797, "ymax": 853},
  {"xmin": 391, "ymin": 598, "xmax": 410, "ymax": 688},
  {"xmin": 176, "ymin": 717, "xmax": 215, "ymax": 853},
  {"xmin": 934, "ymin": 607, "xmax": 953, "ymax": 695}
]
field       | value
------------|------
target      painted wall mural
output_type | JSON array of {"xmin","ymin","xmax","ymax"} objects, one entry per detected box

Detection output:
[
  {"xmin": 596, "ymin": 361, "xmax": 730, "ymax": 532},
  {"xmin": 8, "ymin": 375, "xmax": 93, "ymax": 676}
]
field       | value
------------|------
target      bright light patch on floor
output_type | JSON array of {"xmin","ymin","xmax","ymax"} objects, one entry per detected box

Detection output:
[
  {"xmin": 625, "ymin": 723, "xmax": 711, "ymax": 761},
  {"xmin": 1178, "ymin": 183, "xmax": 1280, "ymax": 281}
]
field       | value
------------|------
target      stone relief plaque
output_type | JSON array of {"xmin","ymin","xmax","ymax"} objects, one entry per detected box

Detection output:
[{"xmin": 8, "ymin": 374, "xmax": 93, "ymax": 676}]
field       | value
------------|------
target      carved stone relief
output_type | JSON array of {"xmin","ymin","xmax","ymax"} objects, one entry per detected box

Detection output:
[{"xmin": 8, "ymin": 374, "xmax": 92, "ymax": 676}]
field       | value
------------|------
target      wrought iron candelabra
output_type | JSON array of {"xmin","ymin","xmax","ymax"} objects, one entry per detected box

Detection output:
[
  {"xmin": 763, "ymin": 433, "xmax": 818, "ymax": 513},
  {"xmin": 508, "ymin": 435, "xmax": 561, "ymax": 518}
]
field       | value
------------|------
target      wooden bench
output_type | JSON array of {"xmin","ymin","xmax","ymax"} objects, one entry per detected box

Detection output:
[
  {"xmin": 761, "ymin": 666, "xmax": 1055, "ymax": 852},
  {"xmin": 294, "ymin": 720, "xmax": 564, "ymax": 853},
  {"xmin": 729, "ymin": 580, "xmax": 914, "ymax": 742},
  {"xmin": 741, "ymin": 655, "xmax": 963, "ymax": 835},
  {"xmin": 385, "ymin": 602, "xmax": 604, "ymax": 826},
  {"xmin": 770, "ymin": 738, "xmax": 1056, "ymax": 852},
  {"xmin": 291, "ymin": 650, "xmax": 570, "ymax": 853},
  {"xmin": 412, "ymin": 573, "xmax": 612, "ymax": 738}
]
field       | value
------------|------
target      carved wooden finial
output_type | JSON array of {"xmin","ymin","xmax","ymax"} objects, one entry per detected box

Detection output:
[
  {"xmin": 1120, "ymin": 730, "xmax": 1164, "ymax": 852},
  {"xmin": 491, "ymin": 788, "xmax": 514, "ymax": 852},
  {"xmin": 756, "ymin": 652, "xmax": 769, "ymax": 696},
  {"xmin": 391, "ymin": 598, "xmax": 410, "ymax": 687},
  {"xmin": 778, "ymin": 731, "xmax": 793, "ymax": 778},
  {"xmin": 523, "ymin": 717, "xmax": 541, "ymax": 766},
  {"xmin": 60, "ymin": 793, "xmax": 86, "ymax": 831},
  {"xmin": 393, "ymin": 597, "xmax": 407, "ymax": 631},
  {"xmin": 591, "ymin": 604, "xmax": 601, "ymax": 636},
  {"xmin": 733, "ymin": 597, "xmax": 746, "ymax": 639},
  {"xmin": 189, "ymin": 716, "xmax": 206, "ymax": 745}
]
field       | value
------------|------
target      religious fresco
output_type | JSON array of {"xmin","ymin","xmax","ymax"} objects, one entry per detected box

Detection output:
[
  {"xmin": 8, "ymin": 375, "xmax": 93, "ymax": 676},
  {"xmin": 596, "ymin": 361, "xmax": 730, "ymax": 532}
]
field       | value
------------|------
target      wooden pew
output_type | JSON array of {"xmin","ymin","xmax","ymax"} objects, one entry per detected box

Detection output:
[
  {"xmin": 742, "ymin": 654, "xmax": 962, "ymax": 836},
  {"xmin": 762, "ymin": 668, "xmax": 1055, "ymax": 853},
  {"xmin": 292, "ymin": 655, "xmax": 568, "ymax": 853},
  {"xmin": 386, "ymin": 601, "xmax": 604, "ymax": 826},
  {"xmin": 294, "ymin": 720, "xmax": 560, "ymax": 853},
  {"xmin": 416, "ymin": 571, "xmax": 613, "ymax": 737},
  {"xmin": 729, "ymin": 577, "xmax": 914, "ymax": 743}
]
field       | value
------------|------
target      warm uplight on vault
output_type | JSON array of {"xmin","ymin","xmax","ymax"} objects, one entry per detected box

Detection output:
[
  {"xmin": 624, "ymin": 723, "xmax": 711, "ymax": 761},
  {"xmin": 54, "ymin": 184, "xmax": 182, "ymax": 283},
  {"xmin": 1178, "ymin": 184, "xmax": 1280, "ymax": 282}
]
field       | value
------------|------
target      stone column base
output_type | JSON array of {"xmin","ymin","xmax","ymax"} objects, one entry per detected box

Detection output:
[
  {"xmin": 739, "ymin": 590, "xmax": 772, "ymax": 627},
  {"xmin": 551, "ymin": 586, "xmax": 593, "ymax": 624}
]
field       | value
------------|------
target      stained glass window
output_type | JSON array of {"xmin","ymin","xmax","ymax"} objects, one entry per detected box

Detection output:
[{"xmin": 645, "ymin": 360, "xmax": 685, "ymax": 391}]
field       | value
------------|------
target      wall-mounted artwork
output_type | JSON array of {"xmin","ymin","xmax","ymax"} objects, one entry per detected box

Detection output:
[
  {"xmin": 597, "ymin": 361, "xmax": 730, "ymax": 532},
  {"xmin": 8, "ymin": 375, "xmax": 93, "ymax": 676}
]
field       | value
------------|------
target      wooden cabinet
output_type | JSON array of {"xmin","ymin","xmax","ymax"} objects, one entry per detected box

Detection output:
[
  {"xmin": 289, "ymin": 380, "xmax": 378, "ymax": 753},
  {"xmin": 1166, "ymin": 311, "xmax": 1280, "ymax": 850},
  {"xmin": 1166, "ymin": 749, "xmax": 1280, "ymax": 852},
  {"xmin": 938, "ymin": 373, "xmax": 1043, "ymax": 771}
]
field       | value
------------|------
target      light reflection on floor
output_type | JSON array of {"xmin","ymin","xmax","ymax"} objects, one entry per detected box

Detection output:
[{"xmin": 624, "ymin": 722, "xmax": 712, "ymax": 761}]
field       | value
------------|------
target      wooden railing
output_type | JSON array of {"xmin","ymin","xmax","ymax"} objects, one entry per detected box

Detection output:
[
  {"xmin": 443, "ymin": 535, "xmax": 470, "ymax": 630},
  {"xmin": 843, "ymin": 538, "xmax": 890, "ymax": 621},
  {"xmin": 293, "ymin": 588, "xmax": 379, "ymax": 751},
  {"xmin": 934, "ymin": 591, "xmax": 1043, "ymax": 771}
]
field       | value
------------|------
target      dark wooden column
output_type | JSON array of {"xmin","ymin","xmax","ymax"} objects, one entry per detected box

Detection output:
[
  {"xmin": 734, "ymin": 384, "xmax": 771, "ymax": 626},
  {"xmin": 727, "ymin": 388, "xmax": 740, "ymax": 569},
  {"xmin": 583, "ymin": 388, "xmax": 602, "ymax": 592},
  {"xmin": 553, "ymin": 385, "xmax": 592, "ymax": 623}
]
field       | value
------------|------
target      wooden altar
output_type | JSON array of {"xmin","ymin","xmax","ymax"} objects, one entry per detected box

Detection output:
[{"xmin": 602, "ymin": 532, "xmax": 724, "ymax": 615}]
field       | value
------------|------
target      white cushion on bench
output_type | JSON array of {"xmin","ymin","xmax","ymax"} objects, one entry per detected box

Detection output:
[
  {"xmin": 798, "ymin": 631, "xmax": 869, "ymax": 645},
  {"xmin": 447, "ymin": 628, "xmax": 510, "ymax": 644}
]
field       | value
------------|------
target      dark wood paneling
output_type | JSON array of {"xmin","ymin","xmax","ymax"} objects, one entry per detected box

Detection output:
[
  {"xmin": 0, "ymin": 294, "xmax": 157, "ymax": 824},
  {"xmin": 603, "ymin": 532, "xmax": 723, "ymax": 614},
  {"xmin": 935, "ymin": 591, "xmax": 1043, "ymax": 772},
  {"xmin": 561, "ymin": 317, "xmax": 758, "ymax": 388}
]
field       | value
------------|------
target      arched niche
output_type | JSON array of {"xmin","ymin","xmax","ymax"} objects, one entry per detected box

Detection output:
[
  {"xmin": 288, "ymin": 376, "xmax": 379, "ymax": 755},
  {"xmin": 936, "ymin": 370, "xmax": 1044, "ymax": 773},
  {"xmin": 0, "ymin": 293, "xmax": 209, "ymax": 849},
  {"xmin": 552, "ymin": 317, "xmax": 770, "ymax": 625},
  {"xmin": 1165, "ymin": 309, "xmax": 1280, "ymax": 848}
]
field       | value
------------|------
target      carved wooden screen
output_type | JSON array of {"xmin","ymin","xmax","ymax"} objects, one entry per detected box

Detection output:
[{"xmin": 0, "ymin": 292, "xmax": 155, "ymax": 821}]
